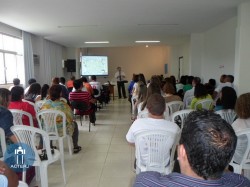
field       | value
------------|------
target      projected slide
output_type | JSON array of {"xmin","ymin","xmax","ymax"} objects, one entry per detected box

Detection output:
[{"xmin": 81, "ymin": 56, "xmax": 108, "ymax": 76}]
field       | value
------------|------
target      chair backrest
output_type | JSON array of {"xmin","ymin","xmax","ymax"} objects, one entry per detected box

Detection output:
[
  {"xmin": 185, "ymin": 96, "xmax": 194, "ymax": 109},
  {"xmin": 171, "ymin": 109, "xmax": 194, "ymax": 129},
  {"xmin": 230, "ymin": 129, "xmax": 250, "ymax": 172},
  {"xmin": 35, "ymin": 100, "xmax": 45, "ymax": 112},
  {"xmin": 135, "ymin": 130, "xmax": 178, "ymax": 174},
  {"xmin": 70, "ymin": 100, "xmax": 90, "ymax": 113},
  {"xmin": 166, "ymin": 101, "xmax": 184, "ymax": 116},
  {"xmin": 11, "ymin": 125, "xmax": 53, "ymax": 166},
  {"xmin": 194, "ymin": 98, "xmax": 213, "ymax": 110},
  {"xmin": 36, "ymin": 109, "xmax": 66, "ymax": 138},
  {"xmin": 9, "ymin": 109, "xmax": 34, "ymax": 127},
  {"xmin": 215, "ymin": 109, "xmax": 237, "ymax": 125},
  {"xmin": 0, "ymin": 127, "xmax": 6, "ymax": 159}
]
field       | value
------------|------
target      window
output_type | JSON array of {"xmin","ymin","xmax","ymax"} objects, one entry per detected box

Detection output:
[{"xmin": 0, "ymin": 33, "xmax": 24, "ymax": 85}]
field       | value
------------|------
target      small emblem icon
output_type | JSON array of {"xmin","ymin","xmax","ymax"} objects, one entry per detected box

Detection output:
[{"xmin": 14, "ymin": 146, "xmax": 26, "ymax": 165}]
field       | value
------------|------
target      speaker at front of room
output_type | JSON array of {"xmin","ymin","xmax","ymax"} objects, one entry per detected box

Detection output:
[{"xmin": 66, "ymin": 59, "xmax": 76, "ymax": 72}]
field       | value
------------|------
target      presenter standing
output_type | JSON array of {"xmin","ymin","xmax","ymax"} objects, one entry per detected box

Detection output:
[{"xmin": 115, "ymin": 67, "xmax": 127, "ymax": 99}]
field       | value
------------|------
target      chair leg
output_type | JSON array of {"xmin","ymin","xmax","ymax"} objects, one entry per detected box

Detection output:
[
  {"xmin": 80, "ymin": 115, "xmax": 82, "ymax": 126},
  {"xmin": 22, "ymin": 171, "xmax": 27, "ymax": 182},
  {"xmin": 60, "ymin": 153, "xmax": 66, "ymax": 184},
  {"xmin": 89, "ymin": 121, "xmax": 91, "ymax": 132},
  {"xmin": 67, "ymin": 135, "xmax": 73, "ymax": 155},
  {"xmin": 35, "ymin": 166, "xmax": 40, "ymax": 181},
  {"xmin": 40, "ymin": 165, "xmax": 48, "ymax": 187}
]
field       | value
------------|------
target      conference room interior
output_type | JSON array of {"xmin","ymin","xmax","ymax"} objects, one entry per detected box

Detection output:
[{"xmin": 1, "ymin": 1, "xmax": 250, "ymax": 187}]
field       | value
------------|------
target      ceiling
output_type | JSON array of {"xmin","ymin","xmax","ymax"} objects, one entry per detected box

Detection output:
[{"xmin": 0, "ymin": 0, "xmax": 247, "ymax": 48}]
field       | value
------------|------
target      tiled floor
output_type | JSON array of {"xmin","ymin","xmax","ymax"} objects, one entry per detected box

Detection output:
[{"xmin": 30, "ymin": 98, "xmax": 135, "ymax": 187}]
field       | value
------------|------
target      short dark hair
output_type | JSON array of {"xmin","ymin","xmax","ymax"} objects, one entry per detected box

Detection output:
[
  {"xmin": 27, "ymin": 83, "xmax": 41, "ymax": 95},
  {"xmin": 60, "ymin": 77, "xmax": 66, "ymax": 84},
  {"xmin": 193, "ymin": 77, "xmax": 201, "ymax": 86},
  {"xmin": 73, "ymin": 79, "xmax": 83, "ymax": 90},
  {"xmin": 13, "ymin": 78, "xmax": 20, "ymax": 86},
  {"xmin": 208, "ymin": 79, "xmax": 216, "ymax": 87},
  {"xmin": 11, "ymin": 86, "xmax": 24, "ymax": 101},
  {"xmin": 81, "ymin": 76, "xmax": 88, "ymax": 82},
  {"xmin": 146, "ymin": 93, "xmax": 166, "ymax": 116},
  {"xmin": 41, "ymin": 84, "xmax": 50, "ymax": 100},
  {"xmin": 221, "ymin": 87, "xmax": 237, "ymax": 110},
  {"xmin": 91, "ymin": 75, "xmax": 96, "ymax": 81},
  {"xmin": 49, "ymin": 85, "xmax": 62, "ymax": 101},
  {"xmin": 194, "ymin": 84, "xmax": 208, "ymax": 98},
  {"xmin": 227, "ymin": 75, "xmax": 234, "ymax": 83},
  {"xmin": 28, "ymin": 78, "xmax": 36, "ymax": 85},
  {"xmin": 180, "ymin": 110, "xmax": 237, "ymax": 179}
]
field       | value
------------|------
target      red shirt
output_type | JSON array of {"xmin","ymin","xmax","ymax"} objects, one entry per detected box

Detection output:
[{"xmin": 8, "ymin": 101, "xmax": 38, "ymax": 128}]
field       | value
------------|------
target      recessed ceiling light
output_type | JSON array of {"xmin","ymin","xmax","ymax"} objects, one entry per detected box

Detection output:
[
  {"xmin": 84, "ymin": 41, "xmax": 110, "ymax": 44},
  {"xmin": 135, "ymin": 40, "xmax": 160, "ymax": 43},
  {"xmin": 135, "ymin": 41, "xmax": 160, "ymax": 43}
]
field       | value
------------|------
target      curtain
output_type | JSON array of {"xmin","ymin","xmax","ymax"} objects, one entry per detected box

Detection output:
[{"xmin": 22, "ymin": 31, "xmax": 34, "ymax": 88}]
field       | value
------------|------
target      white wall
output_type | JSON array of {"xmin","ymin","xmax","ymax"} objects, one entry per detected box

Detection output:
[{"xmin": 201, "ymin": 17, "xmax": 237, "ymax": 84}]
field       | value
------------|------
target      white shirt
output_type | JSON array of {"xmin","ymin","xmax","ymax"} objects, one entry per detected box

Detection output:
[
  {"xmin": 215, "ymin": 82, "xmax": 233, "ymax": 93},
  {"xmin": 114, "ymin": 70, "xmax": 126, "ymax": 82},
  {"xmin": 89, "ymin": 81, "xmax": 102, "ymax": 97},
  {"xmin": 126, "ymin": 118, "xmax": 180, "ymax": 165},
  {"xmin": 232, "ymin": 118, "xmax": 250, "ymax": 164}
]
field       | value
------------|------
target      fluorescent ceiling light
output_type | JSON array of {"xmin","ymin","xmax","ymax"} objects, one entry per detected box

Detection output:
[
  {"xmin": 84, "ymin": 41, "xmax": 109, "ymax": 44},
  {"xmin": 135, "ymin": 41, "xmax": 160, "ymax": 43}
]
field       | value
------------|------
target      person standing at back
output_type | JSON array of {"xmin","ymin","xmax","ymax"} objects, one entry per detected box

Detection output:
[{"xmin": 114, "ymin": 67, "xmax": 127, "ymax": 99}]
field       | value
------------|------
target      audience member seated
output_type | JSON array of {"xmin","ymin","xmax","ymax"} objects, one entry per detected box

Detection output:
[
  {"xmin": 190, "ymin": 84, "xmax": 213, "ymax": 110},
  {"xmin": 133, "ymin": 110, "xmax": 250, "ymax": 187},
  {"xmin": 176, "ymin": 75, "xmax": 186, "ymax": 93},
  {"xmin": 132, "ymin": 83, "xmax": 147, "ymax": 120},
  {"xmin": 81, "ymin": 76, "xmax": 93, "ymax": 95},
  {"xmin": 137, "ymin": 82, "xmax": 161, "ymax": 114},
  {"xmin": 0, "ymin": 88, "xmax": 17, "ymax": 144},
  {"xmin": 162, "ymin": 82, "xmax": 182, "ymax": 103},
  {"xmin": 40, "ymin": 85, "xmax": 81, "ymax": 154},
  {"xmin": 0, "ymin": 160, "xmax": 18, "ymax": 187},
  {"xmin": 215, "ymin": 86, "xmax": 237, "ymax": 111},
  {"xmin": 24, "ymin": 78, "xmax": 36, "ymax": 95},
  {"xmin": 205, "ymin": 78, "xmax": 216, "ymax": 96},
  {"xmin": 183, "ymin": 76, "xmax": 193, "ymax": 93},
  {"xmin": 213, "ymin": 74, "xmax": 234, "ymax": 100},
  {"xmin": 69, "ymin": 79, "xmax": 96, "ymax": 125},
  {"xmin": 126, "ymin": 93, "xmax": 180, "ymax": 172},
  {"xmin": 8, "ymin": 78, "xmax": 22, "ymax": 91},
  {"xmin": 66, "ymin": 76, "xmax": 75, "ymax": 92},
  {"xmin": 128, "ymin": 74, "xmax": 136, "ymax": 109},
  {"xmin": 183, "ymin": 77, "xmax": 201, "ymax": 108},
  {"xmin": 35, "ymin": 84, "xmax": 50, "ymax": 102},
  {"xmin": 232, "ymin": 93, "xmax": 250, "ymax": 164},
  {"xmin": 89, "ymin": 75, "xmax": 102, "ymax": 98},
  {"xmin": 24, "ymin": 82, "xmax": 41, "ymax": 102},
  {"xmin": 51, "ymin": 77, "xmax": 69, "ymax": 103},
  {"xmin": 9, "ymin": 86, "xmax": 38, "ymax": 128}
]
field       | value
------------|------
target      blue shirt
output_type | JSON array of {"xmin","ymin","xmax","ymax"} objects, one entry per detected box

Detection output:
[
  {"xmin": 0, "ymin": 106, "xmax": 14, "ymax": 137},
  {"xmin": 134, "ymin": 171, "xmax": 250, "ymax": 187}
]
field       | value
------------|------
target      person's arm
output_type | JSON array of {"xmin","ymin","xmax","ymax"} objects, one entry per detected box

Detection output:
[{"xmin": 0, "ymin": 161, "xmax": 18, "ymax": 187}]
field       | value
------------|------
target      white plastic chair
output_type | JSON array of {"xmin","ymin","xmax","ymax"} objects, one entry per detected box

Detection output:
[
  {"xmin": 229, "ymin": 129, "xmax": 250, "ymax": 174},
  {"xmin": 185, "ymin": 96, "xmax": 194, "ymax": 109},
  {"xmin": 134, "ymin": 130, "xmax": 179, "ymax": 175},
  {"xmin": 215, "ymin": 109, "xmax": 237, "ymax": 125},
  {"xmin": 18, "ymin": 181, "xmax": 29, "ymax": 187},
  {"xmin": 194, "ymin": 98, "xmax": 213, "ymax": 110},
  {"xmin": 171, "ymin": 109, "xmax": 194, "ymax": 129},
  {"xmin": 9, "ymin": 109, "xmax": 34, "ymax": 127},
  {"xmin": 11, "ymin": 126, "xmax": 66, "ymax": 187},
  {"xmin": 35, "ymin": 100, "xmax": 45, "ymax": 112},
  {"xmin": 166, "ymin": 101, "xmax": 184, "ymax": 116},
  {"xmin": 0, "ymin": 127, "xmax": 6, "ymax": 160},
  {"xmin": 36, "ymin": 109, "xmax": 72, "ymax": 156}
]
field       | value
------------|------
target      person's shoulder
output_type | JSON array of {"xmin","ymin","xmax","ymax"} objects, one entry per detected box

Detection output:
[{"xmin": 222, "ymin": 172, "xmax": 250, "ymax": 186}]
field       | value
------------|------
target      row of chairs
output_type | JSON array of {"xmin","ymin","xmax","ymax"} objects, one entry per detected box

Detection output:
[
  {"xmin": 134, "ymin": 100, "xmax": 239, "ymax": 175},
  {"xmin": 6, "ymin": 109, "xmax": 69, "ymax": 187}
]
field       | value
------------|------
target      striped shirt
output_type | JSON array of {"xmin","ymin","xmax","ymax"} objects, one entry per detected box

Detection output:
[
  {"xmin": 134, "ymin": 171, "xmax": 250, "ymax": 187},
  {"xmin": 69, "ymin": 91, "xmax": 92, "ymax": 106}
]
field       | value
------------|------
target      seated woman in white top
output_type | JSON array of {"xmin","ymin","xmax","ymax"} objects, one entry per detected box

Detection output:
[{"xmin": 232, "ymin": 93, "xmax": 250, "ymax": 164}]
